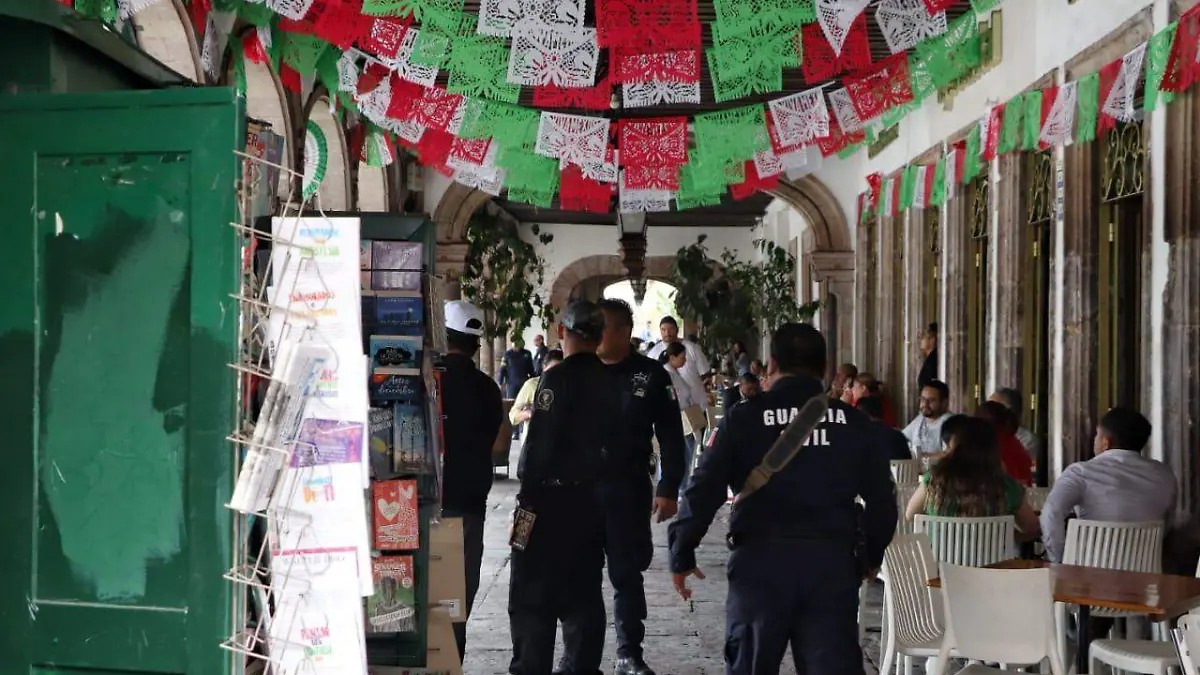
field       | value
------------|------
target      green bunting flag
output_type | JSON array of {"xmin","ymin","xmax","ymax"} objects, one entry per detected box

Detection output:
[
  {"xmin": 1021, "ymin": 90, "xmax": 1044, "ymax": 151},
  {"xmin": 1075, "ymin": 73, "xmax": 1100, "ymax": 145}
]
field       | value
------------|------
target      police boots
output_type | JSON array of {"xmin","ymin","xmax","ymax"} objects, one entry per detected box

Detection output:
[{"xmin": 614, "ymin": 656, "xmax": 656, "ymax": 675}]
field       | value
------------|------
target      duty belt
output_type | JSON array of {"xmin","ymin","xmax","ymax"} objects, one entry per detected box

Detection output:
[{"xmin": 725, "ymin": 529, "xmax": 845, "ymax": 550}]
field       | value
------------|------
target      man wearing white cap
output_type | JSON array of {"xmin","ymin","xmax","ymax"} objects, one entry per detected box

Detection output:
[{"xmin": 439, "ymin": 299, "xmax": 504, "ymax": 664}]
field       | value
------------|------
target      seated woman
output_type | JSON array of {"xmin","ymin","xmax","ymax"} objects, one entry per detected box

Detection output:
[{"xmin": 905, "ymin": 416, "xmax": 1041, "ymax": 542}]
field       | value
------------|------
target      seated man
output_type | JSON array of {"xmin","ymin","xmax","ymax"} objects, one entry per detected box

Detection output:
[
  {"xmin": 857, "ymin": 396, "xmax": 912, "ymax": 461},
  {"xmin": 902, "ymin": 380, "xmax": 953, "ymax": 457},
  {"xmin": 736, "ymin": 372, "xmax": 760, "ymax": 401},
  {"xmin": 990, "ymin": 387, "xmax": 1041, "ymax": 462},
  {"xmin": 1039, "ymin": 407, "xmax": 1177, "ymax": 563}
]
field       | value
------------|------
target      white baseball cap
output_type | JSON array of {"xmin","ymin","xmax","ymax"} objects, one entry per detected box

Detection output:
[{"xmin": 445, "ymin": 300, "xmax": 485, "ymax": 336}]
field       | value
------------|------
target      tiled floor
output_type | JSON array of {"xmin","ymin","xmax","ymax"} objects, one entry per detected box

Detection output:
[{"xmin": 461, "ymin": 446, "xmax": 884, "ymax": 675}]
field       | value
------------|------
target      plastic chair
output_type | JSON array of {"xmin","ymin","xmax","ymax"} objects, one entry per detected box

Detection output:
[
  {"xmin": 933, "ymin": 563, "xmax": 1066, "ymax": 675},
  {"xmin": 1170, "ymin": 614, "xmax": 1200, "ymax": 675},
  {"xmin": 1086, "ymin": 559, "xmax": 1200, "ymax": 675},
  {"xmin": 1024, "ymin": 487, "xmax": 1050, "ymax": 513},
  {"xmin": 896, "ymin": 484, "xmax": 919, "ymax": 536},
  {"xmin": 892, "ymin": 460, "xmax": 922, "ymax": 486},
  {"xmin": 914, "ymin": 515, "xmax": 1018, "ymax": 567},
  {"xmin": 1055, "ymin": 520, "xmax": 1165, "ymax": 664},
  {"xmin": 881, "ymin": 533, "xmax": 952, "ymax": 675}
]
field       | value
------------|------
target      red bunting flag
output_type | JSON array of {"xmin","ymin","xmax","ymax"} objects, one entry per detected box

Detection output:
[
  {"xmin": 801, "ymin": 15, "xmax": 873, "ymax": 84},
  {"xmin": 596, "ymin": 0, "xmax": 701, "ymax": 52},
  {"xmin": 923, "ymin": 0, "xmax": 959, "ymax": 13},
  {"xmin": 866, "ymin": 172, "xmax": 883, "ymax": 209},
  {"xmin": 560, "ymin": 165, "xmax": 615, "ymax": 213},
  {"xmin": 845, "ymin": 52, "xmax": 914, "ymax": 121},
  {"xmin": 618, "ymin": 117, "xmax": 689, "ymax": 166},
  {"xmin": 622, "ymin": 165, "xmax": 681, "ymax": 190},
  {"xmin": 1161, "ymin": 4, "xmax": 1200, "ymax": 93},
  {"xmin": 1096, "ymin": 58, "xmax": 1122, "ymax": 136},
  {"xmin": 981, "ymin": 106, "xmax": 1003, "ymax": 161},
  {"xmin": 921, "ymin": 163, "xmax": 937, "ymax": 206},
  {"xmin": 533, "ymin": 77, "xmax": 613, "ymax": 111},
  {"xmin": 1037, "ymin": 85, "xmax": 1059, "ymax": 150}
]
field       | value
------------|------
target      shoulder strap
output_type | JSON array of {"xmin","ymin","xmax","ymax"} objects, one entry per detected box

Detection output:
[{"xmin": 733, "ymin": 395, "xmax": 830, "ymax": 505}]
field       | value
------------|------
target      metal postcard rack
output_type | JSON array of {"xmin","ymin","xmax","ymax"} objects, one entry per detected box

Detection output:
[{"xmin": 222, "ymin": 149, "xmax": 357, "ymax": 675}]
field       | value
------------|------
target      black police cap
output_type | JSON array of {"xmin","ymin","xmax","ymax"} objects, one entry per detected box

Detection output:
[{"xmin": 561, "ymin": 300, "xmax": 606, "ymax": 341}]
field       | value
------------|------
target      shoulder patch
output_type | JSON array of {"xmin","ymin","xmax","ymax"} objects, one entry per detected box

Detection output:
[
  {"xmin": 666, "ymin": 385, "xmax": 677, "ymax": 401},
  {"xmin": 706, "ymin": 427, "xmax": 719, "ymax": 448},
  {"xmin": 535, "ymin": 388, "xmax": 555, "ymax": 411}
]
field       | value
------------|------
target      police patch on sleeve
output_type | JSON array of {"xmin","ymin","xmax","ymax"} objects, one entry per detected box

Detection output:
[
  {"xmin": 666, "ymin": 385, "xmax": 677, "ymax": 401},
  {"xmin": 535, "ymin": 388, "xmax": 555, "ymax": 411}
]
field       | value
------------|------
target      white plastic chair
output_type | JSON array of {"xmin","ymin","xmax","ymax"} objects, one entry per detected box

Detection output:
[
  {"xmin": 1170, "ymin": 614, "xmax": 1200, "ymax": 675},
  {"xmin": 1087, "ymin": 560, "xmax": 1200, "ymax": 675},
  {"xmin": 1025, "ymin": 487, "xmax": 1051, "ymax": 512},
  {"xmin": 892, "ymin": 460, "xmax": 922, "ymax": 485},
  {"xmin": 1055, "ymin": 520, "xmax": 1165, "ymax": 664},
  {"xmin": 881, "ymin": 533, "xmax": 953, "ymax": 675},
  {"xmin": 896, "ymin": 484, "xmax": 919, "ymax": 536},
  {"xmin": 934, "ymin": 563, "xmax": 1066, "ymax": 675},
  {"xmin": 914, "ymin": 515, "xmax": 1018, "ymax": 567}
]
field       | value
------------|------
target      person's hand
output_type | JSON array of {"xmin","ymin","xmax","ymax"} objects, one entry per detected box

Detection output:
[
  {"xmin": 652, "ymin": 497, "xmax": 678, "ymax": 522},
  {"xmin": 671, "ymin": 568, "xmax": 705, "ymax": 600},
  {"xmin": 514, "ymin": 408, "xmax": 533, "ymax": 423}
]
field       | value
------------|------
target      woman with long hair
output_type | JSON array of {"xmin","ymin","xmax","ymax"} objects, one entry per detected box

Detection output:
[{"xmin": 905, "ymin": 416, "xmax": 1041, "ymax": 539}]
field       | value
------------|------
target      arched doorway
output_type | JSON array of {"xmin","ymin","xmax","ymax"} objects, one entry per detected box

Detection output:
[{"xmin": 603, "ymin": 279, "xmax": 681, "ymax": 344}]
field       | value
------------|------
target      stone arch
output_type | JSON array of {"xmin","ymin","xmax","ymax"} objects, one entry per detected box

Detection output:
[
  {"xmin": 130, "ymin": 0, "xmax": 203, "ymax": 82},
  {"xmin": 304, "ymin": 93, "xmax": 352, "ymax": 212},
  {"xmin": 767, "ymin": 175, "xmax": 853, "ymax": 253},
  {"xmin": 433, "ymin": 182, "xmax": 493, "ymax": 243},
  {"xmin": 546, "ymin": 254, "xmax": 678, "ymax": 316},
  {"xmin": 544, "ymin": 254, "xmax": 679, "ymax": 346}
]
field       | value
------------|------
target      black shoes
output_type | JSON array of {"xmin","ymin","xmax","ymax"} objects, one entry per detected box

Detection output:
[{"xmin": 614, "ymin": 656, "xmax": 656, "ymax": 675}]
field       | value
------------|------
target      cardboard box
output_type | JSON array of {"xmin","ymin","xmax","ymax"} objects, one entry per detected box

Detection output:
[
  {"xmin": 427, "ymin": 518, "xmax": 467, "ymax": 623},
  {"xmin": 424, "ymin": 607, "xmax": 463, "ymax": 673}
]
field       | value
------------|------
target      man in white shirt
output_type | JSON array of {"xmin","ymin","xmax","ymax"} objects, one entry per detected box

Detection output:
[
  {"xmin": 901, "ymin": 380, "xmax": 952, "ymax": 456},
  {"xmin": 1039, "ymin": 406, "xmax": 1177, "ymax": 563},
  {"xmin": 646, "ymin": 316, "xmax": 711, "ymax": 410}
]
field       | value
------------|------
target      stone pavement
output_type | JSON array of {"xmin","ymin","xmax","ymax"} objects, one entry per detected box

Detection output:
[{"xmin": 460, "ymin": 447, "xmax": 885, "ymax": 675}]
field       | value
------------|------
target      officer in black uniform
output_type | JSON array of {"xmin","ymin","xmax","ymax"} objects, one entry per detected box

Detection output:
[
  {"xmin": 560, "ymin": 298, "xmax": 687, "ymax": 675},
  {"xmin": 667, "ymin": 323, "xmax": 897, "ymax": 675},
  {"xmin": 509, "ymin": 300, "xmax": 623, "ymax": 675}
]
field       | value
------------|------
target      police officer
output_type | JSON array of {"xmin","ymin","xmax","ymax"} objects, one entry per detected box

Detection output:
[
  {"xmin": 561, "ymin": 298, "xmax": 687, "ymax": 675},
  {"xmin": 667, "ymin": 323, "xmax": 897, "ymax": 675},
  {"xmin": 509, "ymin": 300, "xmax": 623, "ymax": 675}
]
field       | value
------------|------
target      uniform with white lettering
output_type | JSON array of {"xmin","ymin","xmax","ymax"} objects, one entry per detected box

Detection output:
[{"xmin": 669, "ymin": 374, "xmax": 896, "ymax": 675}]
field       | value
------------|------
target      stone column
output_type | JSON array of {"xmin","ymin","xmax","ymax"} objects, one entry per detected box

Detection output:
[
  {"xmin": 810, "ymin": 251, "xmax": 855, "ymax": 377},
  {"xmin": 853, "ymin": 221, "xmax": 873, "ymax": 370},
  {"xmin": 993, "ymin": 153, "xmax": 1027, "ymax": 388},
  {"xmin": 435, "ymin": 241, "xmax": 468, "ymax": 300},
  {"xmin": 1163, "ymin": 87, "xmax": 1200, "ymax": 517},
  {"xmin": 877, "ymin": 214, "xmax": 896, "ymax": 389},
  {"xmin": 903, "ymin": 208, "xmax": 930, "ymax": 422},
  {"xmin": 1060, "ymin": 142, "xmax": 1099, "ymax": 471},
  {"xmin": 942, "ymin": 196, "xmax": 970, "ymax": 413}
]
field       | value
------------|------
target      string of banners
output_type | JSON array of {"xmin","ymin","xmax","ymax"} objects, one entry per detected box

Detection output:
[
  {"xmin": 858, "ymin": 3, "xmax": 1200, "ymax": 222},
  {"xmin": 71, "ymin": 0, "xmax": 1194, "ymax": 213}
]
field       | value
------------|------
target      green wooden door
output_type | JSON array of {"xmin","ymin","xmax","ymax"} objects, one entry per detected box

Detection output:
[{"xmin": 0, "ymin": 88, "xmax": 243, "ymax": 675}]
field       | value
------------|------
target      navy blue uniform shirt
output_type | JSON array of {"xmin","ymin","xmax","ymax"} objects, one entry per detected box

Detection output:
[
  {"xmin": 605, "ymin": 352, "xmax": 689, "ymax": 499},
  {"xmin": 500, "ymin": 348, "xmax": 536, "ymax": 394},
  {"xmin": 517, "ymin": 352, "xmax": 623, "ymax": 487},
  {"xmin": 667, "ymin": 375, "xmax": 897, "ymax": 574}
]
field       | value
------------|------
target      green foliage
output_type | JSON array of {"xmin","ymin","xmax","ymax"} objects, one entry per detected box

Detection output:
[
  {"xmin": 461, "ymin": 212, "xmax": 555, "ymax": 342},
  {"xmin": 668, "ymin": 235, "xmax": 821, "ymax": 355}
]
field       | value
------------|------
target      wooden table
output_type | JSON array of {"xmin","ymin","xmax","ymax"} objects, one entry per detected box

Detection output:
[{"xmin": 929, "ymin": 559, "xmax": 1200, "ymax": 674}]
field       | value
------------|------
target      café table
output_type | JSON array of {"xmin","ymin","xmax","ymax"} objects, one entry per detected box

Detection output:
[{"xmin": 928, "ymin": 559, "xmax": 1200, "ymax": 675}]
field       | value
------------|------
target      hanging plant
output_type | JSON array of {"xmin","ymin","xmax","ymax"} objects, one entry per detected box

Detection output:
[
  {"xmin": 668, "ymin": 235, "xmax": 821, "ymax": 356},
  {"xmin": 461, "ymin": 212, "xmax": 556, "ymax": 342}
]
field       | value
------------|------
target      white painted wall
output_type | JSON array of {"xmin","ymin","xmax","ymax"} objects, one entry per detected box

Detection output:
[{"xmin": 516, "ymin": 223, "xmax": 755, "ymax": 347}]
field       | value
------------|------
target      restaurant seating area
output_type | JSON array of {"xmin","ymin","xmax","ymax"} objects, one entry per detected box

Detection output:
[{"xmin": 875, "ymin": 460, "xmax": 1200, "ymax": 675}]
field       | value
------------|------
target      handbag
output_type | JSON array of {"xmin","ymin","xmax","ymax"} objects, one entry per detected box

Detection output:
[{"xmin": 683, "ymin": 403, "xmax": 707, "ymax": 433}]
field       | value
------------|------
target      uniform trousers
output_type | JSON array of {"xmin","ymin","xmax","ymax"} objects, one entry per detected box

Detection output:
[
  {"xmin": 599, "ymin": 476, "xmax": 655, "ymax": 660},
  {"xmin": 724, "ymin": 538, "xmax": 864, "ymax": 675},
  {"xmin": 508, "ymin": 486, "xmax": 606, "ymax": 675}
]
